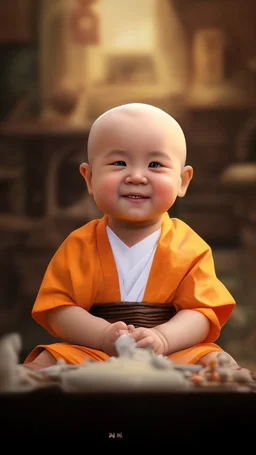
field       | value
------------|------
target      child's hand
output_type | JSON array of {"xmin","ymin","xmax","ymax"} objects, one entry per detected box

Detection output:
[
  {"xmin": 101, "ymin": 321, "xmax": 129, "ymax": 356},
  {"xmin": 128, "ymin": 327, "xmax": 168, "ymax": 355},
  {"xmin": 117, "ymin": 324, "xmax": 135, "ymax": 337}
]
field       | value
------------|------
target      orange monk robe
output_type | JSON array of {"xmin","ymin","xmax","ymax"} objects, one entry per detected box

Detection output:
[{"xmin": 24, "ymin": 212, "xmax": 235, "ymax": 365}]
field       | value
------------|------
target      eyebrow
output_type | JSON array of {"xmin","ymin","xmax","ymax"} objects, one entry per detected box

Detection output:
[
  {"xmin": 105, "ymin": 150, "xmax": 172, "ymax": 161},
  {"xmin": 147, "ymin": 151, "xmax": 172, "ymax": 161},
  {"xmin": 105, "ymin": 150, "xmax": 128, "ymax": 158}
]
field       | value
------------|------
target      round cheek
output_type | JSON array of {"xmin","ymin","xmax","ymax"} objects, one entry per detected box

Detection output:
[
  {"xmin": 153, "ymin": 179, "xmax": 176, "ymax": 205},
  {"xmin": 92, "ymin": 176, "xmax": 118, "ymax": 206}
]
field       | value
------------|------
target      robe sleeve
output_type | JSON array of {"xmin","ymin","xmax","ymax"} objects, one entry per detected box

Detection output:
[
  {"xmin": 31, "ymin": 235, "xmax": 81, "ymax": 337},
  {"xmin": 172, "ymin": 246, "xmax": 236, "ymax": 343}
]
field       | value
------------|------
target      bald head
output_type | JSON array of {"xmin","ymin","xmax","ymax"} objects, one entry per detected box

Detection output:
[{"xmin": 87, "ymin": 103, "xmax": 187, "ymax": 166}]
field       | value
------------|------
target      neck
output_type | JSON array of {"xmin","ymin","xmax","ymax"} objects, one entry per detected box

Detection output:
[{"xmin": 107, "ymin": 216, "xmax": 163, "ymax": 247}]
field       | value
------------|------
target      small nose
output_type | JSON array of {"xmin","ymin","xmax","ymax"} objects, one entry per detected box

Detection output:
[{"xmin": 125, "ymin": 169, "xmax": 148, "ymax": 185}]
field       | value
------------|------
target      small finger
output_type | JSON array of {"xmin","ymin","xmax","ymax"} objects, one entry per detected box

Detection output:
[
  {"xmin": 129, "ymin": 330, "xmax": 144, "ymax": 341},
  {"xmin": 127, "ymin": 325, "xmax": 135, "ymax": 333},
  {"xmin": 136, "ymin": 336, "xmax": 154, "ymax": 349}
]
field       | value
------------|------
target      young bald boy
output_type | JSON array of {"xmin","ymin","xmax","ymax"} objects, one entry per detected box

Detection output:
[{"xmin": 23, "ymin": 103, "xmax": 238, "ymax": 370}]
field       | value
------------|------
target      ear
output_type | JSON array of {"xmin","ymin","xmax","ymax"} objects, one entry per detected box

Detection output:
[
  {"xmin": 178, "ymin": 165, "xmax": 193, "ymax": 198},
  {"xmin": 79, "ymin": 162, "xmax": 93, "ymax": 195}
]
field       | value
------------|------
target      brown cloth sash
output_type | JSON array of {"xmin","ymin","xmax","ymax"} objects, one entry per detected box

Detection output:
[{"xmin": 89, "ymin": 302, "xmax": 176, "ymax": 328}]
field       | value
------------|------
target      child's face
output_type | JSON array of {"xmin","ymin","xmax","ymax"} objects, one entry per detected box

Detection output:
[{"xmin": 81, "ymin": 109, "xmax": 192, "ymax": 225}]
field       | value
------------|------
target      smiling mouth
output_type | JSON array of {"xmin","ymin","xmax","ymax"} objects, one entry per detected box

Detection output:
[{"xmin": 122, "ymin": 195, "xmax": 149, "ymax": 199}]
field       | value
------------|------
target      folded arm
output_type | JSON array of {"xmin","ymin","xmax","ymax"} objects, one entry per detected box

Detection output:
[
  {"xmin": 154, "ymin": 309, "xmax": 210, "ymax": 355},
  {"xmin": 154, "ymin": 247, "xmax": 235, "ymax": 355},
  {"xmin": 129, "ymin": 246, "xmax": 235, "ymax": 355},
  {"xmin": 47, "ymin": 306, "xmax": 111, "ymax": 350},
  {"xmin": 46, "ymin": 306, "xmax": 130, "ymax": 355}
]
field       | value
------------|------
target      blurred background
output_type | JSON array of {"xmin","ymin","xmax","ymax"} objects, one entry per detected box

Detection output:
[{"xmin": 0, "ymin": 0, "xmax": 255, "ymax": 369}]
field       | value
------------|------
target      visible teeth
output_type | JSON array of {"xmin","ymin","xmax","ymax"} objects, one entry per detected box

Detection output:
[{"xmin": 128, "ymin": 195, "xmax": 141, "ymax": 198}]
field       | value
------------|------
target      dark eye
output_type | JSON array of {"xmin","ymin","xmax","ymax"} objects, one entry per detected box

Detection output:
[
  {"xmin": 149, "ymin": 161, "xmax": 161, "ymax": 168},
  {"xmin": 112, "ymin": 161, "xmax": 126, "ymax": 167}
]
